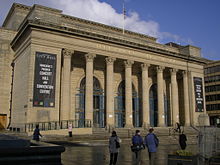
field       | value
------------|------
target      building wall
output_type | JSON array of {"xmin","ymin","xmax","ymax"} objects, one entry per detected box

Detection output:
[
  {"xmin": 11, "ymin": 45, "xmax": 30, "ymax": 128},
  {"xmin": 0, "ymin": 28, "xmax": 16, "ymax": 127}
]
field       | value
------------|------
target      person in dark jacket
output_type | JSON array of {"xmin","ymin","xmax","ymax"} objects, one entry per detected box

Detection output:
[
  {"xmin": 33, "ymin": 125, "xmax": 42, "ymax": 141},
  {"xmin": 109, "ymin": 131, "xmax": 121, "ymax": 165},
  {"xmin": 179, "ymin": 131, "xmax": 187, "ymax": 150},
  {"xmin": 132, "ymin": 130, "xmax": 144, "ymax": 164},
  {"xmin": 144, "ymin": 128, "xmax": 159, "ymax": 165}
]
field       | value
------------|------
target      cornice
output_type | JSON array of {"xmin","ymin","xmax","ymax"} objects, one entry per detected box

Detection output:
[
  {"xmin": 62, "ymin": 14, "xmax": 156, "ymax": 43},
  {"xmin": 11, "ymin": 19, "xmax": 208, "ymax": 65}
]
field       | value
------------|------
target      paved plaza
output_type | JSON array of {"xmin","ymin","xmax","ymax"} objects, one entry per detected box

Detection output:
[{"xmin": 61, "ymin": 138, "xmax": 199, "ymax": 165}]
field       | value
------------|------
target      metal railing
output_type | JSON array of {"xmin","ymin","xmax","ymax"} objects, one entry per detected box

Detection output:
[{"xmin": 25, "ymin": 120, "xmax": 92, "ymax": 132}]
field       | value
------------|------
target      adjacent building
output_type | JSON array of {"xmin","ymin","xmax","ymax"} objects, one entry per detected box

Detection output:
[
  {"xmin": 0, "ymin": 3, "xmax": 209, "ymax": 133},
  {"xmin": 205, "ymin": 61, "xmax": 220, "ymax": 126}
]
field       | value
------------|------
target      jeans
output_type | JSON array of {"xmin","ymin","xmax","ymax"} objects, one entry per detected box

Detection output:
[
  {"xmin": 109, "ymin": 152, "xmax": 118, "ymax": 165},
  {"xmin": 134, "ymin": 150, "xmax": 142, "ymax": 165},
  {"xmin": 148, "ymin": 152, "xmax": 156, "ymax": 165}
]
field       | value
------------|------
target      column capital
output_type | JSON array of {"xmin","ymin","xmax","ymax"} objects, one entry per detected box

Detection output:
[
  {"xmin": 124, "ymin": 60, "xmax": 134, "ymax": 68},
  {"xmin": 62, "ymin": 48, "xmax": 73, "ymax": 58},
  {"xmin": 105, "ymin": 57, "xmax": 116, "ymax": 65},
  {"xmin": 169, "ymin": 68, "xmax": 178, "ymax": 74},
  {"xmin": 85, "ymin": 53, "xmax": 96, "ymax": 62},
  {"xmin": 156, "ymin": 66, "xmax": 165, "ymax": 73},
  {"xmin": 141, "ymin": 63, "xmax": 150, "ymax": 71},
  {"xmin": 183, "ymin": 70, "xmax": 190, "ymax": 75}
]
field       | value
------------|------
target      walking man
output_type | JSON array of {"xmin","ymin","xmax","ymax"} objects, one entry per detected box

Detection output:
[
  {"xmin": 144, "ymin": 128, "xmax": 159, "ymax": 165},
  {"xmin": 132, "ymin": 130, "xmax": 144, "ymax": 164}
]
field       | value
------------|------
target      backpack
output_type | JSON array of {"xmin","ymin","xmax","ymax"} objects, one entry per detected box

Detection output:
[{"xmin": 146, "ymin": 133, "xmax": 159, "ymax": 147}]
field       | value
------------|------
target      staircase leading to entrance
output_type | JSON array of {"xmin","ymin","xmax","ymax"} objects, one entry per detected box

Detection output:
[{"xmin": 92, "ymin": 126, "xmax": 199, "ymax": 144}]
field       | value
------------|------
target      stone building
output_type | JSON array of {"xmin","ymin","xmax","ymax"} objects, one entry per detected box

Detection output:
[
  {"xmin": 0, "ymin": 3, "xmax": 209, "ymax": 132},
  {"xmin": 205, "ymin": 61, "xmax": 220, "ymax": 126}
]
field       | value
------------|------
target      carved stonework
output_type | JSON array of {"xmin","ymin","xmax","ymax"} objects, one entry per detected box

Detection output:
[
  {"xmin": 105, "ymin": 57, "xmax": 116, "ymax": 65},
  {"xmin": 141, "ymin": 63, "xmax": 150, "ymax": 71},
  {"xmin": 183, "ymin": 70, "xmax": 190, "ymax": 76},
  {"xmin": 156, "ymin": 66, "xmax": 165, "ymax": 73},
  {"xmin": 62, "ymin": 48, "xmax": 72, "ymax": 58},
  {"xmin": 85, "ymin": 53, "xmax": 96, "ymax": 62},
  {"xmin": 169, "ymin": 68, "xmax": 178, "ymax": 75},
  {"xmin": 124, "ymin": 60, "xmax": 134, "ymax": 68}
]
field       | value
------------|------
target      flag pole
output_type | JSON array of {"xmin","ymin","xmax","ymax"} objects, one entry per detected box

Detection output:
[{"xmin": 123, "ymin": 0, "xmax": 125, "ymax": 34}]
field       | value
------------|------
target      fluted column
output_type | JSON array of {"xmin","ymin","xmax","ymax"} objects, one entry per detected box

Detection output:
[
  {"xmin": 141, "ymin": 63, "xmax": 150, "ymax": 128},
  {"xmin": 170, "ymin": 68, "xmax": 179, "ymax": 125},
  {"xmin": 61, "ymin": 49, "xmax": 72, "ymax": 121},
  {"xmin": 85, "ymin": 53, "xmax": 96, "ymax": 126},
  {"xmin": 105, "ymin": 57, "xmax": 116, "ymax": 128},
  {"xmin": 157, "ymin": 66, "xmax": 165, "ymax": 127},
  {"xmin": 124, "ymin": 60, "xmax": 134, "ymax": 128},
  {"xmin": 183, "ymin": 70, "xmax": 190, "ymax": 126}
]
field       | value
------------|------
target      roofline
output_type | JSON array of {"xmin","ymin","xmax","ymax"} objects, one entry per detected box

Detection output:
[
  {"xmin": 2, "ymin": 3, "xmax": 31, "ymax": 27},
  {"xmin": 11, "ymin": 19, "xmax": 208, "ymax": 65}
]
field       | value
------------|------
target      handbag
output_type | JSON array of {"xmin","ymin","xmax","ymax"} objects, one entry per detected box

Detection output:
[
  {"xmin": 130, "ymin": 145, "xmax": 144, "ymax": 152},
  {"xmin": 115, "ymin": 139, "xmax": 120, "ymax": 148}
]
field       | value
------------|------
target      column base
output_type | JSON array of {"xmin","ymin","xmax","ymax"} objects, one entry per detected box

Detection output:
[
  {"xmin": 124, "ymin": 124, "xmax": 134, "ymax": 129},
  {"xmin": 184, "ymin": 123, "xmax": 191, "ymax": 127},
  {"xmin": 142, "ymin": 122, "xmax": 150, "ymax": 129},
  {"xmin": 106, "ymin": 124, "xmax": 115, "ymax": 133},
  {"xmin": 157, "ymin": 123, "xmax": 166, "ymax": 127}
]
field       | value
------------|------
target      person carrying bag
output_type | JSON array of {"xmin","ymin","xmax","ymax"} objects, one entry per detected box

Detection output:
[
  {"xmin": 109, "ymin": 131, "xmax": 121, "ymax": 165},
  {"xmin": 144, "ymin": 127, "xmax": 159, "ymax": 165},
  {"xmin": 131, "ymin": 130, "xmax": 145, "ymax": 164}
]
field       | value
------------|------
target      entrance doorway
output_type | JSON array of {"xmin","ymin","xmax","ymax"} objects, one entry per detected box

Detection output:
[
  {"xmin": 115, "ymin": 81, "xmax": 139, "ymax": 127},
  {"xmin": 75, "ymin": 77, "xmax": 104, "ymax": 128},
  {"xmin": 149, "ymin": 84, "xmax": 158, "ymax": 127}
]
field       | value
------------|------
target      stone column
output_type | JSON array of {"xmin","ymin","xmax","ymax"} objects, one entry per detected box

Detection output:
[
  {"xmin": 157, "ymin": 66, "xmax": 165, "ymax": 127},
  {"xmin": 85, "ymin": 53, "xmax": 96, "ymax": 126},
  {"xmin": 105, "ymin": 57, "xmax": 116, "ymax": 128},
  {"xmin": 61, "ymin": 49, "xmax": 72, "ymax": 121},
  {"xmin": 124, "ymin": 60, "xmax": 134, "ymax": 128},
  {"xmin": 183, "ymin": 70, "xmax": 190, "ymax": 126},
  {"xmin": 141, "ymin": 63, "xmax": 150, "ymax": 128},
  {"xmin": 170, "ymin": 68, "xmax": 179, "ymax": 125}
]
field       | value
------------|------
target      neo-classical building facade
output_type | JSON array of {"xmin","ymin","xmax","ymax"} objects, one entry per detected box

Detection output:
[{"xmin": 0, "ymin": 3, "xmax": 209, "ymax": 132}]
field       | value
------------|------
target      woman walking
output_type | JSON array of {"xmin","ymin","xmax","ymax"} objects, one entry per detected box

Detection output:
[{"xmin": 109, "ymin": 131, "xmax": 121, "ymax": 165}]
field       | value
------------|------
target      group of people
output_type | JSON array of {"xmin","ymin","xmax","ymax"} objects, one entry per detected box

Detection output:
[
  {"xmin": 33, "ymin": 124, "xmax": 186, "ymax": 165},
  {"xmin": 109, "ymin": 128, "xmax": 159, "ymax": 165}
]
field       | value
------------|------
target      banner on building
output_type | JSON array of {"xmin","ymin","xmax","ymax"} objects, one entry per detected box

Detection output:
[
  {"xmin": 193, "ymin": 77, "xmax": 204, "ymax": 112},
  {"xmin": 33, "ymin": 52, "xmax": 56, "ymax": 107}
]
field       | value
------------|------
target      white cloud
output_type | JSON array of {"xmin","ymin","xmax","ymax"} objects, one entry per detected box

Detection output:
[{"xmin": 48, "ymin": 0, "xmax": 192, "ymax": 44}]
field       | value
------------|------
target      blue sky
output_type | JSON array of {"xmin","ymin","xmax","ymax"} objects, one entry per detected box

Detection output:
[{"xmin": 0, "ymin": 0, "xmax": 219, "ymax": 60}]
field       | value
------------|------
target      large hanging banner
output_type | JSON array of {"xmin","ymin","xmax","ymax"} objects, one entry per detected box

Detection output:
[
  {"xmin": 193, "ymin": 77, "xmax": 204, "ymax": 112},
  {"xmin": 33, "ymin": 52, "xmax": 56, "ymax": 107}
]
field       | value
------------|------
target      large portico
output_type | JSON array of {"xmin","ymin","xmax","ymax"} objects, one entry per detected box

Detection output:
[{"xmin": 61, "ymin": 48, "xmax": 191, "ymax": 129}]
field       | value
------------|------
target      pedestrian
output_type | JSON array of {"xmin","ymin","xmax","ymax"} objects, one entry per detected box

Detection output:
[
  {"xmin": 68, "ymin": 123, "xmax": 73, "ymax": 137},
  {"xmin": 131, "ymin": 130, "xmax": 144, "ymax": 164},
  {"xmin": 176, "ymin": 122, "xmax": 181, "ymax": 133},
  {"xmin": 179, "ymin": 131, "xmax": 187, "ymax": 150},
  {"xmin": 109, "ymin": 131, "xmax": 121, "ymax": 165},
  {"xmin": 33, "ymin": 124, "xmax": 42, "ymax": 141},
  {"xmin": 144, "ymin": 128, "xmax": 159, "ymax": 165}
]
